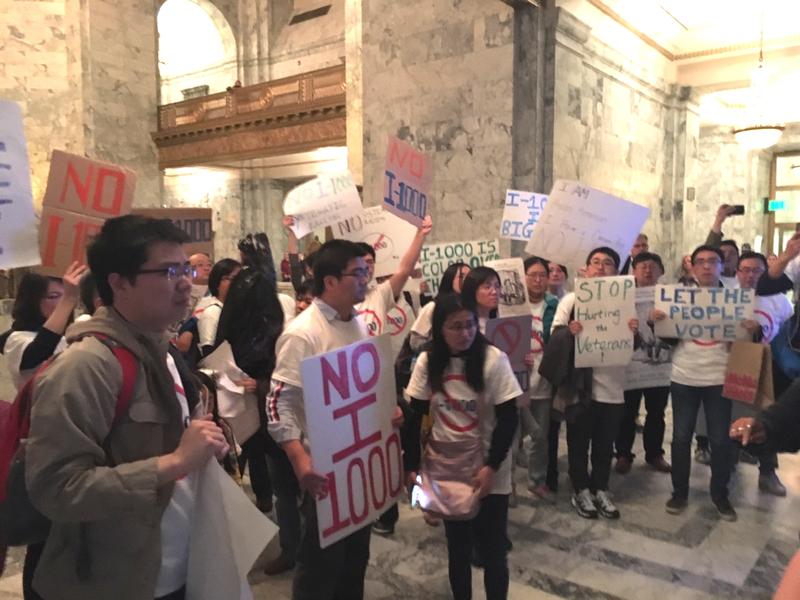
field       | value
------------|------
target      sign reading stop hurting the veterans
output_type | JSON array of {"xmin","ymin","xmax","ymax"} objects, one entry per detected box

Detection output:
[{"xmin": 39, "ymin": 150, "xmax": 136, "ymax": 276}]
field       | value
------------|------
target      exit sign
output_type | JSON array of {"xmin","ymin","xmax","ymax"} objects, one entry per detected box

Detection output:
[{"xmin": 769, "ymin": 199, "xmax": 787, "ymax": 211}]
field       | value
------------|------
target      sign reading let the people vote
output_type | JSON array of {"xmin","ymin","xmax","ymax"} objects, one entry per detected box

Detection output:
[
  {"xmin": 654, "ymin": 285, "xmax": 754, "ymax": 341},
  {"xmin": 0, "ymin": 101, "xmax": 40, "ymax": 269},
  {"xmin": 301, "ymin": 335, "xmax": 403, "ymax": 549},
  {"xmin": 384, "ymin": 136, "xmax": 433, "ymax": 227},
  {"xmin": 525, "ymin": 180, "xmax": 649, "ymax": 269},
  {"xmin": 284, "ymin": 172, "xmax": 363, "ymax": 239},
  {"xmin": 39, "ymin": 150, "xmax": 136, "ymax": 276},
  {"xmin": 420, "ymin": 239, "xmax": 501, "ymax": 295},
  {"xmin": 499, "ymin": 189, "xmax": 548, "ymax": 241},
  {"xmin": 574, "ymin": 276, "xmax": 636, "ymax": 368}
]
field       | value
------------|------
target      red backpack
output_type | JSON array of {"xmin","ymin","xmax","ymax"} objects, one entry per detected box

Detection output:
[{"xmin": 0, "ymin": 334, "xmax": 137, "ymax": 571}]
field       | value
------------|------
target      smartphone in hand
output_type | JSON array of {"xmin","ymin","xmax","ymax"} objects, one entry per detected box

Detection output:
[{"xmin": 729, "ymin": 205, "xmax": 745, "ymax": 216}]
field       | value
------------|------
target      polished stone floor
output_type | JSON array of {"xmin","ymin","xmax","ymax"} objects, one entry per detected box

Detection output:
[{"xmin": 3, "ymin": 431, "xmax": 799, "ymax": 600}]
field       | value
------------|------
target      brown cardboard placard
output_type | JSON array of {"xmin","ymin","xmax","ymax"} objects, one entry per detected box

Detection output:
[
  {"xmin": 133, "ymin": 207, "xmax": 214, "ymax": 259},
  {"xmin": 722, "ymin": 341, "xmax": 774, "ymax": 410}
]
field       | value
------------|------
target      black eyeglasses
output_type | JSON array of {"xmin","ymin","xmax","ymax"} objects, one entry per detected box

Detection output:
[
  {"xmin": 136, "ymin": 264, "xmax": 197, "ymax": 281},
  {"xmin": 340, "ymin": 268, "xmax": 370, "ymax": 280}
]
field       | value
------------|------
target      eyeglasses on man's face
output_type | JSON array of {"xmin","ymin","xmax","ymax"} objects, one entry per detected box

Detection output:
[
  {"xmin": 693, "ymin": 258, "xmax": 720, "ymax": 267},
  {"xmin": 340, "ymin": 268, "xmax": 370, "ymax": 281},
  {"xmin": 136, "ymin": 263, "xmax": 197, "ymax": 281}
]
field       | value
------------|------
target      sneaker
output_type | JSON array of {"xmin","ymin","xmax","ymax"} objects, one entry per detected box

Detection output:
[
  {"xmin": 571, "ymin": 489, "xmax": 598, "ymax": 519},
  {"xmin": 759, "ymin": 471, "xmax": 788, "ymax": 497},
  {"xmin": 371, "ymin": 520, "xmax": 395, "ymax": 536},
  {"xmin": 594, "ymin": 490, "xmax": 620, "ymax": 519},
  {"xmin": 263, "ymin": 552, "xmax": 295, "ymax": 575},
  {"xmin": 712, "ymin": 497, "xmax": 738, "ymax": 522},
  {"xmin": 694, "ymin": 447, "xmax": 711, "ymax": 465},
  {"xmin": 646, "ymin": 456, "xmax": 672, "ymax": 473},
  {"xmin": 614, "ymin": 456, "xmax": 632, "ymax": 475},
  {"xmin": 665, "ymin": 495, "xmax": 687, "ymax": 515},
  {"xmin": 528, "ymin": 483, "xmax": 553, "ymax": 501}
]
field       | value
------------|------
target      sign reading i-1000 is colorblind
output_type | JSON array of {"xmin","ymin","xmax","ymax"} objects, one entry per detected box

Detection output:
[
  {"xmin": 300, "ymin": 335, "xmax": 402, "ymax": 549},
  {"xmin": 39, "ymin": 150, "xmax": 136, "ymax": 276},
  {"xmin": 383, "ymin": 136, "xmax": 433, "ymax": 228},
  {"xmin": 420, "ymin": 239, "xmax": 501, "ymax": 295}
]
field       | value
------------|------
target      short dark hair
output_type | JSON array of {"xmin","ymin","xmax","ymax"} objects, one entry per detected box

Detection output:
[
  {"xmin": 79, "ymin": 273, "xmax": 99, "ymax": 316},
  {"xmin": 690, "ymin": 244, "xmax": 724, "ymax": 264},
  {"xmin": 720, "ymin": 239, "xmax": 739, "ymax": 255},
  {"xmin": 738, "ymin": 251, "xmax": 767, "ymax": 270},
  {"xmin": 295, "ymin": 279, "xmax": 314, "ymax": 299},
  {"xmin": 524, "ymin": 256, "xmax": 549, "ymax": 272},
  {"xmin": 355, "ymin": 242, "xmax": 376, "ymax": 261},
  {"xmin": 87, "ymin": 215, "xmax": 190, "ymax": 306},
  {"xmin": 311, "ymin": 239, "xmax": 363, "ymax": 297},
  {"xmin": 208, "ymin": 258, "xmax": 242, "ymax": 297},
  {"xmin": 11, "ymin": 272, "xmax": 59, "ymax": 330},
  {"xmin": 586, "ymin": 246, "xmax": 621, "ymax": 270},
  {"xmin": 632, "ymin": 252, "xmax": 665, "ymax": 273}
]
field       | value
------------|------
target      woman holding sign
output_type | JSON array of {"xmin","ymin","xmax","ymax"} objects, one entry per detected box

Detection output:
[{"xmin": 404, "ymin": 293, "xmax": 521, "ymax": 600}]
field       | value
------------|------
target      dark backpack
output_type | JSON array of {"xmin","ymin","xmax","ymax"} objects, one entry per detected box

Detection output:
[{"xmin": 0, "ymin": 334, "xmax": 138, "ymax": 552}]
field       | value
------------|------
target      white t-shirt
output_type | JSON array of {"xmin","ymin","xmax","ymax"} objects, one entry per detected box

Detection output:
[
  {"xmin": 356, "ymin": 280, "xmax": 396, "ymax": 337},
  {"xmin": 155, "ymin": 354, "xmax": 197, "ymax": 597},
  {"xmin": 754, "ymin": 293, "xmax": 793, "ymax": 344},
  {"xmin": 278, "ymin": 293, "xmax": 296, "ymax": 326},
  {"xmin": 3, "ymin": 330, "xmax": 68, "ymax": 390},
  {"xmin": 720, "ymin": 275, "xmax": 739, "ymax": 289},
  {"xmin": 528, "ymin": 299, "xmax": 552, "ymax": 400},
  {"xmin": 406, "ymin": 346, "xmax": 522, "ymax": 495},
  {"xmin": 410, "ymin": 301, "xmax": 436, "ymax": 340},
  {"xmin": 194, "ymin": 296, "xmax": 222, "ymax": 348},
  {"xmin": 553, "ymin": 292, "xmax": 625, "ymax": 404},
  {"xmin": 671, "ymin": 338, "xmax": 730, "ymax": 387}
]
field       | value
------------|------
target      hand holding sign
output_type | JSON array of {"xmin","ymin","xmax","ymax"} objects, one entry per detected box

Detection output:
[
  {"xmin": 573, "ymin": 276, "xmax": 636, "ymax": 368},
  {"xmin": 284, "ymin": 172, "xmax": 363, "ymax": 239},
  {"xmin": 654, "ymin": 285, "xmax": 755, "ymax": 341}
]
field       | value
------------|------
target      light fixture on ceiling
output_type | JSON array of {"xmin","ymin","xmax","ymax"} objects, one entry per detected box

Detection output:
[{"xmin": 733, "ymin": 12, "xmax": 784, "ymax": 150}]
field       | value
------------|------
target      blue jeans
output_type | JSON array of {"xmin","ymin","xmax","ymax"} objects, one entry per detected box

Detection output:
[{"xmin": 670, "ymin": 383, "xmax": 733, "ymax": 502}]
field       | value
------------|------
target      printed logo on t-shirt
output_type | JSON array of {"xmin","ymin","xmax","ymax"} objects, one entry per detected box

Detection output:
[
  {"xmin": 357, "ymin": 308, "xmax": 382, "ymax": 336},
  {"xmin": 433, "ymin": 373, "xmax": 479, "ymax": 434},
  {"xmin": 530, "ymin": 315, "xmax": 544, "ymax": 355},
  {"xmin": 385, "ymin": 304, "xmax": 408, "ymax": 336}
]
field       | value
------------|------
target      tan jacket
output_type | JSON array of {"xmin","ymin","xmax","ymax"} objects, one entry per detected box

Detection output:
[{"xmin": 25, "ymin": 307, "xmax": 192, "ymax": 600}]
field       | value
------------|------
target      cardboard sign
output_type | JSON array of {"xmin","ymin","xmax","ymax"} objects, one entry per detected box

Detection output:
[
  {"xmin": 133, "ymin": 207, "xmax": 214, "ymax": 259},
  {"xmin": 499, "ymin": 190, "xmax": 548, "ymax": 241},
  {"xmin": 284, "ymin": 172, "xmax": 363, "ymax": 239},
  {"xmin": 625, "ymin": 287, "xmax": 672, "ymax": 390},
  {"xmin": 0, "ymin": 101, "xmax": 40, "ymax": 269},
  {"xmin": 574, "ymin": 276, "xmax": 636, "ymax": 368},
  {"xmin": 39, "ymin": 150, "xmax": 136, "ymax": 276},
  {"xmin": 723, "ymin": 341, "xmax": 774, "ymax": 409},
  {"xmin": 384, "ymin": 136, "xmax": 433, "ymax": 227},
  {"xmin": 420, "ymin": 239, "xmax": 501, "ymax": 295},
  {"xmin": 486, "ymin": 257, "xmax": 530, "ymax": 317},
  {"xmin": 485, "ymin": 315, "xmax": 533, "ymax": 372},
  {"xmin": 654, "ymin": 285, "xmax": 754, "ymax": 341},
  {"xmin": 524, "ymin": 180, "xmax": 649, "ymax": 268},
  {"xmin": 300, "ymin": 335, "xmax": 402, "ymax": 548},
  {"xmin": 334, "ymin": 206, "xmax": 418, "ymax": 278}
]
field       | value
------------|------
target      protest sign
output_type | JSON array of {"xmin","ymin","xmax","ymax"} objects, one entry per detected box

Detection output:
[
  {"xmin": 574, "ymin": 276, "xmax": 636, "ymax": 368},
  {"xmin": 486, "ymin": 257, "xmax": 530, "ymax": 317},
  {"xmin": 654, "ymin": 285, "xmax": 754, "ymax": 341},
  {"xmin": 625, "ymin": 287, "xmax": 672, "ymax": 390},
  {"xmin": 383, "ymin": 136, "xmax": 433, "ymax": 227},
  {"xmin": 39, "ymin": 150, "xmax": 136, "ymax": 276},
  {"xmin": 0, "ymin": 101, "xmax": 40, "ymax": 269},
  {"xmin": 284, "ymin": 172, "xmax": 363, "ymax": 239},
  {"xmin": 300, "ymin": 335, "xmax": 402, "ymax": 548},
  {"xmin": 485, "ymin": 315, "xmax": 533, "ymax": 372},
  {"xmin": 525, "ymin": 180, "xmax": 649, "ymax": 269},
  {"xmin": 722, "ymin": 341, "xmax": 774, "ymax": 410},
  {"xmin": 499, "ymin": 190, "xmax": 548, "ymax": 241},
  {"xmin": 335, "ymin": 205, "xmax": 418, "ymax": 278},
  {"xmin": 420, "ymin": 239, "xmax": 501, "ymax": 295},
  {"xmin": 133, "ymin": 207, "xmax": 214, "ymax": 258}
]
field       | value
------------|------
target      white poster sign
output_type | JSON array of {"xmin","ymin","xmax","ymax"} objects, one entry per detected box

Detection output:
[
  {"xmin": 574, "ymin": 276, "xmax": 636, "ymax": 368},
  {"xmin": 654, "ymin": 285, "xmax": 754, "ymax": 341},
  {"xmin": 0, "ymin": 101, "xmax": 40, "ymax": 269},
  {"xmin": 524, "ymin": 180, "xmax": 650, "ymax": 269},
  {"xmin": 486, "ymin": 257, "xmax": 530, "ymax": 317},
  {"xmin": 300, "ymin": 335, "xmax": 402, "ymax": 548},
  {"xmin": 384, "ymin": 136, "xmax": 433, "ymax": 227},
  {"xmin": 625, "ymin": 287, "xmax": 672, "ymax": 390},
  {"xmin": 499, "ymin": 189, "xmax": 548, "ymax": 241},
  {"xmin": 420, "ymin": 239, "xmax": 501, "ymax": 295},
  {"xmin": 284, "ymin": 172, "xmax": 363, "ymax": 238},
  {"xmin": 334, "ymin": 205, "xmax": 418, "ymax": 278}
]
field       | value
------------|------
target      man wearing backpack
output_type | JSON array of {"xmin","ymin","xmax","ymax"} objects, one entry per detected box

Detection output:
[{"xmin": 24, "ymin": 216, "xmax": 229, "ymax": 600}]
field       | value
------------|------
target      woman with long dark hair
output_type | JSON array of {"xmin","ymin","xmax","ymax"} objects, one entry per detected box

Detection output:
[
  {"xmin": 409, "ymin": 262, "xmax": 471, "ymax": 350},
  {"xmin": 460, "ymin": 266, "xmax": 501, "ymax": 333},
  {"xmin": 404, "ymin": 293, "xmax": 521, "ymax": 600}
]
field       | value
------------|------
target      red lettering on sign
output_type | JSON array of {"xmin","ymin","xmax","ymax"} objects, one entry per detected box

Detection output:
[
  {"xmin": 385, "ymin": 432, "xmax": 403, "ymax": 496},
  {"xmin": 92, "ymin": 167, "xmax": 126, "ymax": 215},
  {"xmin": 320, "ymin": 351, "xmax": 349, "ymax": 406},
  {"xmin": 60, "ymin": 162, "xmax": 92, "ymax": 208},
  {"xmin": 347, "ymin": 458, "xmax": 369, "ymax": 524},
  {"xmin": 321, "ymin": 470, "xmax": 352, "ymax": 538},
  {"xmin": 352, "ymin": 343, "xmax": 380, "ymax": 391},
  {"xmin": 367, "ymin": 445, "xmax": 387, "ymax": 508},
  {"xmin": 40, "ymin": 213, "xmax": 64, "ymax": 267},
  {"xmin": 331, "ymin": 393, "xmax": 382, "ymax": 463},
  {"xmin": 388, "ymin": 139, "xmax": 426, "ymax": 179},
  {"xmin": 71, "ymin": 221, "xmax": 102, "ymax": 263}
]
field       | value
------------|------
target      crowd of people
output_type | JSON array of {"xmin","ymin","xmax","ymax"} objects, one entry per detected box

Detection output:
[{"xmin": 2, "ymin": 202, "xmax": 800, "ymax": 600}]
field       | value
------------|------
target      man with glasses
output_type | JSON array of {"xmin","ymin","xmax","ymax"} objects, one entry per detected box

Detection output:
[
  {"xmin": 267, "ymin": 239, "xmax": 392, "ymax": 599},
  {"xmin": 26, "ymin": 216, "xmax": 231, "ymax": 600}
]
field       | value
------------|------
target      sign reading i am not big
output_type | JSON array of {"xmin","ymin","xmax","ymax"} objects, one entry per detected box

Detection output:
[
  {"xmin": 384, "ymin": 136, "xmax": 433, "ymax": 227},
  {"xmin": 39, "ymin": 150, "xmax": 136, "ymax": 276},
  {"xmin": 300, "ymin": 335, "xmax": 402, "ymax": 549}
]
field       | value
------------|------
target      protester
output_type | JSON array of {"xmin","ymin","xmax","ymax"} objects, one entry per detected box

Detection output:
[
  {"xmin": 460, "ymin": 266, "xmax": 501, "ymax": 332},
  {"xmin": 705, "ymin": 204, "xmax": 741, "ymax": 288},
  {"xmin": 409, "ymin": 262, "xmax": 471, "ymax": 350},
  {"xmin": 677, "ymin": 254, "xmax": 694, "ymax": 286},
  {"xmin": 25, "ymin": 215, "xmax": 232, "ymax": 600},
  {"xmin": 193, "ymin": 258, "xmax": 241, "ymax": 357},
  {"xmin": 188, "ymin": 252, "xmax": 212, "ymax": 309},
  {"xmin": 548, "ymin": 247, "xmax": 638, "ymax": 520},
  {"xmin": 615, "ymin": 252, "xmax": 672, "ymax": 475},
  {"xmin": 403, "ymin": 293, "xmax": 521, "ymax": 600},
  {"xmin": 620, "ymin": 233, "xmax": 649, "ymax": 274},
  {"xmin": 547, "ymin": 263, "xmax": 568, "ymax": 299},
  {"xmin": 77, "ymin": 272, "xmax": 102, "ymax": 321}
]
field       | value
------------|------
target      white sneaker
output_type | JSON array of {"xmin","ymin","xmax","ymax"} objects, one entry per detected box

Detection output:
[
  {"xmin": 594, "ymin": 490, "xmax": 620, "ymax": 519},
  {"xmin": 571, "ymin": 489, "xmax": 598, "ymax": 519}
]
